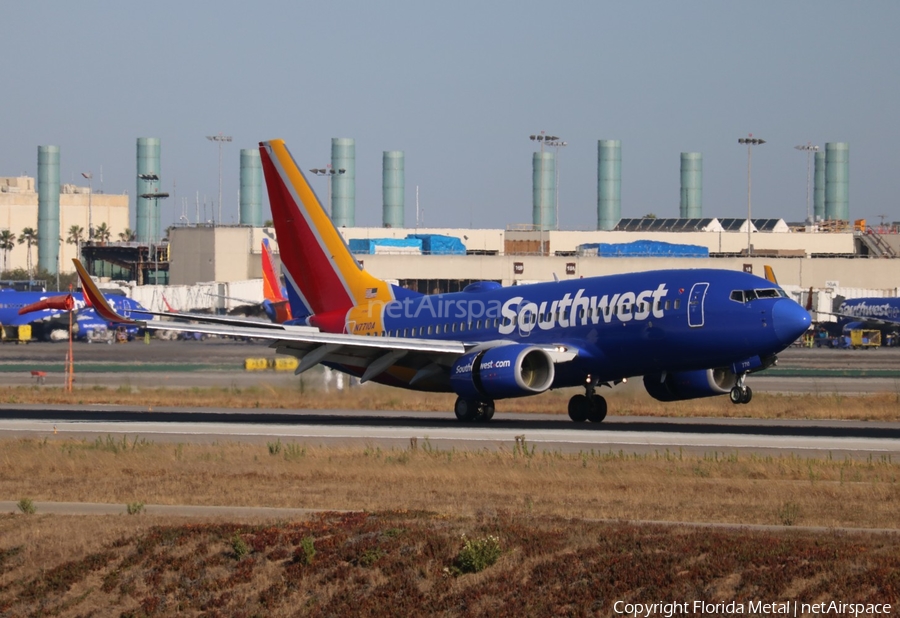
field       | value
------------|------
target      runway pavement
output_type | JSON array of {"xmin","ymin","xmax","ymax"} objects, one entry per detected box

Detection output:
[
  {"xmin": 1, "ymin": 341, "xmax": 899, "ymax": 457},
  {"xmin": 1, "ymin": 405, "xmax": 899, "ymax": 458}
]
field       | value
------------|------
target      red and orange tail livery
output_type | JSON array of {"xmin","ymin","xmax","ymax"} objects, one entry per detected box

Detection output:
[
  {"xmin": 259, "ymin": 140, "xmax": 399, "ymax": 321},
  {"xmin": 261, "ymin": 238, "xmax": 293, "ymax": 323},
  {"xmin": 72, "ymin": 259, "xmax": 136, "ymax": 324}
]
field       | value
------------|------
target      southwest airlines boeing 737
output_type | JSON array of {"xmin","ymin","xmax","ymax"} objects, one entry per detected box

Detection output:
[
  {"xmin": 0, "ymin": 288, "xmax": 145, "ymax": 341},
  {"xmin": 74, "ymin": 138, "xmax": 811, "ymax": 423}
]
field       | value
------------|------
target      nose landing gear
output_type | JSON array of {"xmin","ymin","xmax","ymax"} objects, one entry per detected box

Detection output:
[{"xmin": 729, "ymin": 374, "xmax": 753, "ymax": 404}]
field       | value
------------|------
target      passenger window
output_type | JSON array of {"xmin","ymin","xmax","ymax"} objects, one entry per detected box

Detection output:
[
  {"xmin": 664, "ymin": 300, "xmax": 671, "ymax": 310},
  {"xmin": 674, "ymin": 299, "xmax": 681, "ymax": 310},
  {"xmin": 451, "ymin": 323, "xmax": 456, "ymax": 333},
  {"xmin": 460, "ymin": 323, "xmax": 466, "ymax": 332}
]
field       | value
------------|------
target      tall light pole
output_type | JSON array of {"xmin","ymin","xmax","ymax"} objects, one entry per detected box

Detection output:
[
  {"xmin": 530, "ymin": 132, "xmax": 560, "ymax": 256},
  {"xmin": 139, "ymin": 189, "xmax": 169, "ymax": 285},
  {"xmin": 794, "ymin": 142, "xmax": 818, "ymax": 227},
  {"xmin": 310, "ymin": 165, "xmax": 346, "ymax": 217},
  {"xmin": 81, "ymin": 172, "xmax": 93, "ymax": 240},
  {"xmin": 206, "ymin": 134, "xmax": 232, "ymax": 225},
  {"xmin": 738, "ymin": 135, "xmax": 765, "ymax": 256}
]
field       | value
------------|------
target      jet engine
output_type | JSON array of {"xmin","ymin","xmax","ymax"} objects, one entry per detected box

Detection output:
[
  {"xmin": 450, "ymin": 344, "xmax": 555, "ymax": 401},
  {"xmin": 643, "ymin": 368, "xmax": 737, "ymax": 402}
]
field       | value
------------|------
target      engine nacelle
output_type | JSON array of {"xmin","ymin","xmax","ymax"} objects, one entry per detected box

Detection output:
[
  {"xmin": 643, "ymin": 368, "xmax": 737, "ymax": 402},
  {"xmin": 451, "ymin": 344, "xmax": 555, "ymax": 401}
]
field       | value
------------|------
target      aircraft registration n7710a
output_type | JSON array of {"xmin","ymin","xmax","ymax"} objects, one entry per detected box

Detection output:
[{"xmin": 74, "ymin": 138, "xmax": 811, "ymax": 423}]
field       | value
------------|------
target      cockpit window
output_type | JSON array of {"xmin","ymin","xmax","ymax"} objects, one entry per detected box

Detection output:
[
  {"xmin": 754, "ymin": 289, "xmax": 782, "ymax": 299},
  {"xmin": 730, "ymin": 288, "xmax": 786, "ymax": 303}
]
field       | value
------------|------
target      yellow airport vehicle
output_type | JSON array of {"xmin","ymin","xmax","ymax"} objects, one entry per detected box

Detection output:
[{"xmin": 850, "ymin": 329, "xmax": 881, "ymax": 349}]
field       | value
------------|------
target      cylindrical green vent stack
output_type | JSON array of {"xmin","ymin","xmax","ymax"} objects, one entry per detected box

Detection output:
[
  {"xmin": 37, "ymin": 145, "xmax": 60, "ymax": 274},
  {"xmin": 382, "ymin": 151, "xmax": 404, "ymax": 228},
  {"xmin": 597, "ymin": 140, "xmax": 621, "ymax": 230},
  {"xmin": 814, "ymin": 151, "xmax": 826, "ymax": 222},
  {"xmin": 532, "ymin": 152, "xmax": 556, "ymax": 231},
  {"xmin": 136, "ymin": 138, "xmax": 162, "ymax": 243},
  {"xmin": 825, "ymin": 142, "xmax": 849, "ymax": 221},
  {"xmin": 331, "ymin": 138, "xmax": 355, "ymax": 227},
  {"xmin": 240, "ymin": 148, "xmax": 263, "ymax": 227},
  {"xmin": 679, "ymin": 152, "xmax": 702, "ymax": 218}
]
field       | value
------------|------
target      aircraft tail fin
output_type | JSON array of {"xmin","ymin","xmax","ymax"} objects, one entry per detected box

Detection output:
[
  {"xmin": 261, "ymin": 239, "xmax": 286, "ymax": 302},
  {"xmin": 72, "ymin": 259, "xmax": 137, "ymax": 324},
  {"xmin": 764, "ymin": 265, "xmax": 778, "ymax": 285},
  {"xmin": 261, "ymin": 238, "xmax": 296, "ymax": 323},
  {"xmin": 259, "ymin": 140, "xmax": 400, "ymax": 315}
]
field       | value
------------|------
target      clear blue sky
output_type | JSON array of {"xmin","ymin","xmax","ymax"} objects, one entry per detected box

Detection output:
[{"xmin": 3, "ymin": 1, "xmax": 899, "ymax": 231}]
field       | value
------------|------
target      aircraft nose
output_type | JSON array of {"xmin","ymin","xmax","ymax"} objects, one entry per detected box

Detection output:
[{"xmin": 772, "ymin": 299, "xmax": 811, "ymax": 346}]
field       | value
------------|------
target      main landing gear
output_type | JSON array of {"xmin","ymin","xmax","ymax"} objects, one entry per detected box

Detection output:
[
  {"xmin": 729, "ymin": 373, "xmax": 753, "ymax": 405},
  {"xmin": 454, "ymin": 397, "xmax": 495, "ymax": 422},
  {"xmin": 568, "ymin": 378, "xmax": 607, "ymax": 423}
]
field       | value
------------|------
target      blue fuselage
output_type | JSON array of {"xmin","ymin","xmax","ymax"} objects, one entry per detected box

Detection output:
[
  {"xmin": 0, "ymin": 290, "xmax": 145, "ymax": 339},
  {"xmin": 837, "ymin": 297, "xmax": 900, "ymax": 331},
  {"xmin": 363, "ymin": 269, "xmax": 809, "ymax": 389}
]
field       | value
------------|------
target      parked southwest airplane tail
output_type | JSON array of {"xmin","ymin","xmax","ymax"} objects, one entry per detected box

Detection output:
[
  {"xmin": 74, "ymin": 138, "xmax": 812, "ymax": 423},
  {"xmin": 260, "ymin": 238, "xmax": 295, "ymax": 324}
]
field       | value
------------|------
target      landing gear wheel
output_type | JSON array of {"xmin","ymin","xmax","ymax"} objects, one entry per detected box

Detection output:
[
  {"xmin": 478, "ymin": 402, "xmax": 495, "ymax": 422},
  {"xmin": 730, "ymin": 386, "xmax": 753, "ymax": 405},
  {"xmin": 454, "ymin": 397, "xmax": 478, "ymax": 422},
  {"xmin": 568, "ymin": 394, "xmax": 590, "ymax": 422},
  {"xmin": 587, "ymin": 395, "xmax": 607, "ymax": 423}
]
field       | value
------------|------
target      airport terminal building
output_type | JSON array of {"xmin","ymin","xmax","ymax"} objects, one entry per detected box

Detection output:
[{"xmin": 2, "ymin": 138, "xmax": 898, "ymax": 315}]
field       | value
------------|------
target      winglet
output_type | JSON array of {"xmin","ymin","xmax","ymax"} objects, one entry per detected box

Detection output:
[{"xmin": 72, "ymin": 259, "xmax": 138, "ymax": 324}]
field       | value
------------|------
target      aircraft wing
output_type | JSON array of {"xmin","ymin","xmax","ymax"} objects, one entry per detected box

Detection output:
[
  {"xmin": 128, "ymin": 307, "xmax": 290, "ymax": 330},
  {"xmin": 73, "ymin": 259, "xmax": 576, "ymax": 385}
]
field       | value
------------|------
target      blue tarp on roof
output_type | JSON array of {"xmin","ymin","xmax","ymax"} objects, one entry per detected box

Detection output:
[
  {"xmin": 577, "ymin": 240, "xmax": 708, "ymax": 258},
  {"xmin": 405, "ymin": 234, "xmax": 466, "ymax": 255},
  {"xmin": 348, "ymin": 238, "xmax": 423, "ymax": 254}
]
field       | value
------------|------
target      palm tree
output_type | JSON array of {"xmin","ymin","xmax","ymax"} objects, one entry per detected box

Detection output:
[
  {"xmin": 0, "ymin": 229, "xmax": 15, "ymax": 273},
  {"xmin": 118, "ymin": 227, "xmax": 136, "ymax": 242},
  {"xmin": 18, "ymin": 227, "xmax": 37, "ymax": 275},
  {"xmin": 95, "ymin": 222, "xmax": 111, "ymax": 243},
  {"xmin": 67, "ymin": 225, "xmax": 85, "ymax": 262}
]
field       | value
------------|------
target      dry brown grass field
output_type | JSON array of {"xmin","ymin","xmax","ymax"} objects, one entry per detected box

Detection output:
[
  {"xmin": 2, "ymin": 509, "xmax": 900, "ymax": 616},
  {"xmin": 3, "ymin": 382, "xmax": 900, "ymax": 614},
  {"xmin": 3, "ymin": 381, "xmax": 900, "ymax": 421},
  {"xmin": 2, "ymin": 437, "xmax": 899, "ymax": 529}
]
